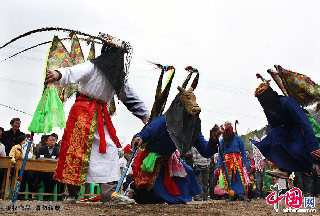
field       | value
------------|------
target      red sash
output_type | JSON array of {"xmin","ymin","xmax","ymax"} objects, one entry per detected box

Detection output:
[{"xmin": 54, "ymin": 94, "xmax": 120, "ymax": 186}]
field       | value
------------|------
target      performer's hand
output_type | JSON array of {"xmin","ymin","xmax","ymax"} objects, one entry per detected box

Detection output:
[
  {"xmin": 45, "ymin": 70, "xmax": 62, "ymax": 84},
  {"xmin": 209, "ymin": 124, "xmax": 222, "ymax": 147},
  {"xmin": 216, "ymin": 167, "xmax": 222, "ymax": 174},
  {"xmin": 311, "ymin": 149, "xmax": 320, "ymax": 160},
  {"xmin": 131, "ymin": 136, "xmax": 143, "ymax": 150}
]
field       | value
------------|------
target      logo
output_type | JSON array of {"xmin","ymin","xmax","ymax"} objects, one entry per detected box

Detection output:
[{"xmin": 266, "ymin": 184, "xmax": 316, "ymax": 213}]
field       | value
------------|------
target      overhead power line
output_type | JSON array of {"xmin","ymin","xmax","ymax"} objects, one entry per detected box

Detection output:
[
  {"xmin": 0, "ymin": 76, "xmax": 42, "ymax": 86},
  {"xmin": 0, "ymin": 103, "xmax": 33, "ymax": 116}
]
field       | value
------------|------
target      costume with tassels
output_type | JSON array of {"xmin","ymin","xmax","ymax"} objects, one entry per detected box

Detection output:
[
  {"xmin": 252, "ymin": 67, "xmax": 320, "ymax": 173},
  {"xmin": 217, "ymin": 123, "xmax": 247, "ymax": 195},
  {"xmin": 132, "ymin": 67, "xmax": 218, "ymax": 204}
]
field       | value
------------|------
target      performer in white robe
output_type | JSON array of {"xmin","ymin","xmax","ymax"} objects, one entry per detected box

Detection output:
[{"xmin": 47, "ymin": 44, "xmax": 149, "ymax": 203}]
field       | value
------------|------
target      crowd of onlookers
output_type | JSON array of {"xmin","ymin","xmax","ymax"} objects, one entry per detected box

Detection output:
[{"xmin": 0, "ymin": 117, "xmax": 63, "ymax": 200}]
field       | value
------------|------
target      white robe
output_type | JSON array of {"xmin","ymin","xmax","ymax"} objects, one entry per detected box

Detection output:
[{"xmin": 56, "ymin": 61, "xmax": 149, "ymax": 183}]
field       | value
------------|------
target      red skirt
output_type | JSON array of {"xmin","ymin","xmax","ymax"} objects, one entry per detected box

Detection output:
[{"xmin": 54, "ymin": 94, "xmax": 120, "ymax": 186}]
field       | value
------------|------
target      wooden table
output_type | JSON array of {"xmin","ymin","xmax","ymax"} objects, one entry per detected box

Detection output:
[
  {"xmin": 11, "ymin": 159, "xmax": 102, "ymax": 200},
  {"xmin": 11, "ymin": 159, "xmax": 58, "ymax": 198},
  {"xmin": 0, "ymin": 156, "xmax": 12, "ymax": 200}
]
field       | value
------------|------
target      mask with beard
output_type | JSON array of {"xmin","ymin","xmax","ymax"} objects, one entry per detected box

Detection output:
[{"xmin": 223, "ymin": 125, "xmax": 234, "ymax": 149}]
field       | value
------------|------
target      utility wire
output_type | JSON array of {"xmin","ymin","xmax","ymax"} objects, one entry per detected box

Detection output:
[
  {"xmin": 0, "ymin": 103, "xmax": 33, "ymax": 116},
  {"xmin": 0, "ymin": 76, "xmax": 42, "ymax": 86}
]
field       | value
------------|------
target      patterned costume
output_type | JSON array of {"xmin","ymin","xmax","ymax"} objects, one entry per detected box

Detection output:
[
  {"xmin": 132, "ymin": 116, "xmax": 216, "ymax": 203},
  {"xmin": 217, "ymin": 135, "xmax": 246, "ymax": 195},
  {"xmin": 53, "ymin": 61, "xmax": 149, "ymax": 186},
  {"xmin": 132, "ymin": 83, "xmax": 217, "ymax": 204}
]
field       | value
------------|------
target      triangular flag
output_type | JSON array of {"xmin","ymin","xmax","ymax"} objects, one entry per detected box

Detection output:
[
  {"xmin": 87, "ymin": 42, "xmax": 96, "ymax": 60},
  {"xmin": 70, "ymin": 34, "xmax": 85, "ymax": 65}
]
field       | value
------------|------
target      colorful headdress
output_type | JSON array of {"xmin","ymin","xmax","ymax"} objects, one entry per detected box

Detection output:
[
  {"xmin": 147, "ymin": 62, "xmax": 175, "ymax": 124},
  {"xmin": 167, "ymin": 66, "xmax": 200, "ymax": 110},
  {"xmin": 255, "ymin": 73, "xmax": 270, "ymax": 96},
  {"xmin": 182, "ymin": 66, "xmax": 199, "ymax": 90},
  {"xmin": 267, "ymin": 65, "xmax": 320, "ymax": 108}
]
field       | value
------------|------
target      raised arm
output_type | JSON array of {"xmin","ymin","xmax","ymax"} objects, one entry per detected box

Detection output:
[
  {"xmin": 45, "ymin": 61, "xmax": 92, "ymax": 86},
  {"xmin": 193, "ymin": 132, "xmax": 217, "ymax": 158}
]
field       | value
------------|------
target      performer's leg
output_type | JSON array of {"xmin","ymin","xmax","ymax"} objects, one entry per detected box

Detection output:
[
  {"xmin": 209, "ymin": 169, "xmax": 215, "ymax": 200},
  {"xmin": 255, "ymin": 172, "xmax": 263, "ymax": 198},
  {"xmin": 201, "ymin": 167, "xmax": 210, "ymax": 201},
  {"xmin": 100, "ymin": 181, "xmax": 136, "ymax": 204},
  {"xmin": 99, "ymin": 181, "xmax": 117, "ymax": 202}
]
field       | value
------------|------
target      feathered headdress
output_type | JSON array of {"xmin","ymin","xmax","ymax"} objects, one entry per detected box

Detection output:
[{"xmin": 147, "ymin": 61, "xmax": 175, "ymax": 124}]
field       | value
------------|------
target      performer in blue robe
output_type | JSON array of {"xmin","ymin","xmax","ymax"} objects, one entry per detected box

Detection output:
[
  {"xmin": 217, "ymin": 124, "xmax": 247, "ymax": 196},
  {"xmin": 131, "ymin": 86, "xmax": 219, "ymax": 204},
  {"xmin": 252, "ymin": 83, "xmax": 319, "ymax": 175},
  {"xmin": 133, "ymin": 115, "xmax": 216, "ymax": 203}
]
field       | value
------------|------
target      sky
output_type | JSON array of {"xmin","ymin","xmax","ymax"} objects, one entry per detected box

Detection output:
[{"xmin": 1, "ymin": 0, "xmax": 320, "ymax": 146}]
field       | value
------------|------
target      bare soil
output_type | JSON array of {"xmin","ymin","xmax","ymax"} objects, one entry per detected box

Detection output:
[{"xmin": 0, "ymin": 198, "xmax": 319, "ymax": 216}]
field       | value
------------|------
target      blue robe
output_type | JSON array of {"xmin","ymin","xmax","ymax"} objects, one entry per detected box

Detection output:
[
  {"xmin": 217, "ymin": 136, "xmax": 246, "ymax": 194},
  {"xmin": 134, "ymin": 115, "xmax": 216, "ymax": 203},
  {"xmin": 252, "ymin": 97, "xmax": 319, "ymax": 173}
]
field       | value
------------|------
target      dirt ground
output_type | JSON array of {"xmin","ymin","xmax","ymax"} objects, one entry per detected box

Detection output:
[{"xmin": 0, "ymin": 198, "xmax": 319, "ymax": 216}]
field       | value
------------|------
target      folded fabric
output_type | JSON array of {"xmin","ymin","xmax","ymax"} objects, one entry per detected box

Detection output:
[
  {"xmin": 168, "ymin": 151, "xmax": 187, "ymax": 178},
  {"xmin": 141, "ymin": 152, "xmax": 161, "ymax": 172}
]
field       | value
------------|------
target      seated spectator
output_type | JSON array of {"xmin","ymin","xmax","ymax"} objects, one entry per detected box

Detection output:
[
  {"xmin": 37, "ymin": 134, "xmax": 60, "ymax": 200},
  {"xmin": 50, "ymin": 133, "xmax": 60, "ymax": 150},
  {"xmin": 9, "ymin": 135, "xmax": 37, "ymax": 200},
  {"xmin": 9, "ymin": 135, "xmax": 25, "ymax": 164},
  {"xmin": 33, "ymin": 135, "xmax": 48, "ymax": 157},
  {"xmin": 21, "ymin": 134, "xmax": 36, "ymax": 159},
  {"xmin": 1, "ymin": 118, "xmax": 24, "ymax": 155},
  {"xmin": 37, "ymin": 134, "xmax": 59, "ymax": 159}
]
